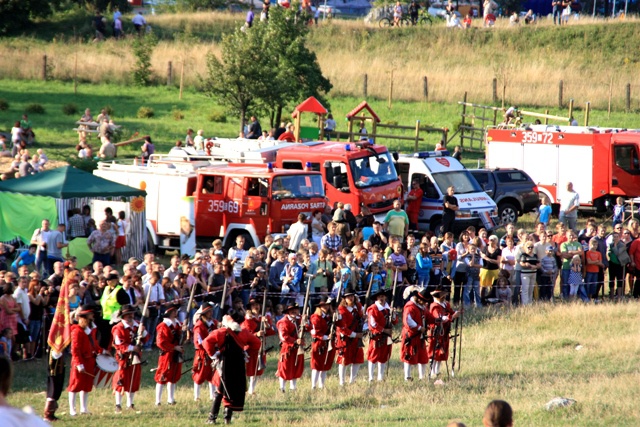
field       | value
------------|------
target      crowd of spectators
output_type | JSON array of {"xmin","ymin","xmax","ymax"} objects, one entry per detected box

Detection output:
[{"xmin": 1, "ymin": 114, "xmax": 49, "ymax": 181}]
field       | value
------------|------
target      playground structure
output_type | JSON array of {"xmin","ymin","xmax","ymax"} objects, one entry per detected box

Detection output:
[{"xmin": 450, "ymin": 92, "xmax": 592, "ymax": 152}]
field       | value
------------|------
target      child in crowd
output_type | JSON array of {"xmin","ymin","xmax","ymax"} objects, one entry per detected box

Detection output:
[
  {"xmin": 538, "ymin": 197, "xmax": 552, "ymax": 227},
  {"xmin": 494, "ymin": 273, "xmax": 512, "ymax": 306},
  {"xmin": 568, "ymin": 255, "xmax": 586, "ymax": 301},
  {"xmin": 464, "ymin": 243, "xmax": 483, "ymax": 307},
  {"xmin": 36, "ymin": 148, "xmax": 48, "ymax": 167},
  {"xmin": 539, "ymin": 245, "xmax": 557, "ymax": 301},
  {"xmin": 612, "ymin": 197, "xmax": 625, "ymax": 227},
  {"xmin": 585, "ymin": 239, "xmax": 603, "ymax": 300}
]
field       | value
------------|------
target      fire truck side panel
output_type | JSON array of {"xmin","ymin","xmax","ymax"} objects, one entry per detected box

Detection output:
[
  {"xmin": 521, "ymin": 143, "xmax": 559, "ymax": 203},
  {"xmin": 610, "ymin": 134, "xmax": 640, "ymax": 199},
  {"xmin": 557, "ymin": 144, "xmax": 594, "ymax": 204}
]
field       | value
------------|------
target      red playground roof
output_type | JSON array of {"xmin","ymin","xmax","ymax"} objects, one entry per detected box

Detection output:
[
  {"xmin": 346, "ymin": 101, "xmax": 381, "ymax": 123},
  {"xmin": 291, "ymin": 96, "xmax": 328, "ymax": 118}
]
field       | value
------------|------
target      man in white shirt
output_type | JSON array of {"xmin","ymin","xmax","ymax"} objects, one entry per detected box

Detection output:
[
  {"xmin": 142, "ymin": 272, "xmax": 165, "ymax": 351},
  {"xmin": 287, "ymin": 213, "xmax": 308, "ymax": 252},
  {"xmin": 227, "ymin": 235, "xmax": 248, "ymax": 282},
  {"xmin": 13, "ymin": 276, "xmax": 30, "ymax": 324},
  {"xmin": 30, "ymin": 219, "xmax": 52, "ymax": 276},
  {"xmin": 132, "ymin": 12, "xmax": 147, "ymax": 35},
  {"xmin": 558, "ymin": 182, "xmax": 579, "ymax": 231}
]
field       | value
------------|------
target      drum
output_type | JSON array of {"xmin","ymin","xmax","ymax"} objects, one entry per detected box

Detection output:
[{"xmin": 94, "ymin": 354, "xmax": 118, "ymax": 389}]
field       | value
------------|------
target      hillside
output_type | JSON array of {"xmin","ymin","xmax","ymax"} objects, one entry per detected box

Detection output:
[{"xmin": 2, "ymin": 12, "xmax": 640, "ymax": 109}]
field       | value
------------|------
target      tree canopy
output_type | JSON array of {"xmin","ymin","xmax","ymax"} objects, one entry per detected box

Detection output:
[{"xmin": 201, "ymin": 6, "xmax": 332, "ymax": 132}]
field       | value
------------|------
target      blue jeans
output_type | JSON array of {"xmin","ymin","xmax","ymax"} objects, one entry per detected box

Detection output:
[
  {"xmin": 417, "ymin": 274, "xmax": 430, "ymax": 288},
  {"xmin": 585, "ymin": 272, "xmax": 599, "ymax": 298},
  {"xmin": 143, "ymin": 315, "xmax": 159, "ymax": 349},
  {"xmin": 36, "ymin": 250, "xmax": 48, "ymax": 276},
  {"xmin": 561, "ymin": 269, "xmax": 571, "ymax": 299},
  {"xmin": 29, "ymin": 320, "xmax": 42, "ymax": 343},
  {"xmin": 464, "ymin": 275, "xmax": 482, "ymax": 307},
  {"xmin": 512, "ymin": 270, "xmax": 522, "ymax": 305}
]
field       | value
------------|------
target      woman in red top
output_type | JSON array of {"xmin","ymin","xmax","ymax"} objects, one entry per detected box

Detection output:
[
  {"xmin": 154, "ymin": 304, "xmax": 185, "ymax": 406},
  {"xmin": 335, "ymin": 289, "xmax": 364, "ymax": 386},
  {"xmin": 309, "ymin": 296, "xmax": 335, "ymax": 389},
  {"xmin": 241, "ymin": 298, "xmax": 274, "ymax": 394},
  {"xmin": 405, "ymin": 180, "xmax": 424, "ymax": 233},
  {"xmin": 68, "ymin": 305, "xmax": 102, "ymax": 416},
  {"xmin": 428, "ymin": 289, "xmax": 461, "ymax": 380},
  {"xmin": 192, "ymin": 303, "xmax": 217, "ymax": 401},
  {"xmin": 366, "ymin": 289, "xmax": 397, "ymax": 382},
  {"xmin": 400, "ymin": 288, "xmax": 432, "ymax": 380}
]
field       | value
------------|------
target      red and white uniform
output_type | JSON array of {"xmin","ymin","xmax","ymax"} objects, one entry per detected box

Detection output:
[
  {"xmin": 335, "ymin": 303, "xmax": 365, "ymax": 366},
  {"xmin": 155, "ymin": 318, "xmax": 183, "ymax": 384},
  {"xmin": 428, "ymin": 300, "xmax": 455, "ymax": 362},
  {"xmin": 68, "ymin": 323, "xmax": 102, "ymax": 392},
  {"xmin": 366, "ymin": 302, "xmax": 396, "ymax": 364},
  {"xmin": 112, "ymin": 320, "xmax": 148, "ymax": 393},
  {"xmin": 309, "ymin": 311, "xmax": 335, "ymax": 371},
  {"xmin": 400, "ymin": 299, "xmax": 432, "ymax": 365},
  {"xmin": 276, "ymin": 315, "xmax": 306, "ymax": 380},
  {"xmin": 192, "ymin": 318, "xmax": 217, "ymax": 385},
  {"xmin": 241, "ymin": 314, "xmax": 275, "ymax": 377}
]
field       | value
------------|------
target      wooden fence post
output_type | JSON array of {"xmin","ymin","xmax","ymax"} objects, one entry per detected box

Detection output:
[
  {"xmin": 414, "ymin": 120, "xmax": 420, "ymax": 152},
  {"xmin": 423, "ymin": 76, "xmax": 428, "ymax": 102},
  {"xmin": 626, "ymin": 83, "xmax": 631, "ymax": 112},
  {"xmin": 388, "ymin": 69, "xmax": 393, "ymax": 109},
  {"xmin": 544, "ymin": 109, "xmax": 549, "ymax": 125},
  {"xmin": 584, "ymin": 102, "xmax": 590, "ymax": 126},
  {"xmin": 460, "ymin": 91, "xmax": 467, "ymax": 148},
  {"xmin": 492, "ymin": 78, "xmax": 497, "ymax": 103},
  {"xmin": 167, "ymin": 61, "xmax": 173, "ymax": 86},
  {"xmin": 42, "ymin": 55, "xmax": 47, "ymax": 81},
  {"xmin": 363, "ymin": 74, "xmax": 368, "ymax": 98},
  {"xmin": 558, "ymin": 80, "xmax": 563, "ymax": 108},
  {"xmin": 568, "ymin": 99, "xmax": 574, "ymax": 122}
]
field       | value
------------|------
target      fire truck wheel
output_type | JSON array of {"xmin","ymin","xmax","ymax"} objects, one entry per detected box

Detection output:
[{"xmin": 498, "ymin": 202, "xmax": 518, "ymax": 225}]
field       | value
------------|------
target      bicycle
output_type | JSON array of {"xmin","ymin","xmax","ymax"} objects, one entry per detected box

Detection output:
[
  {"xmin": 416, "ymin": 9, "xmax": 433, "ymax": 25},
  {"xmin": 378, "ymin": 6, "xmax": 410, "ymax": 27}
]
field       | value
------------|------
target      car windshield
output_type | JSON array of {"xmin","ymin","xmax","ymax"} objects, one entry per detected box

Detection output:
[
  {"xmin": 350, "ymin": 152, "xmax": 399, "ymax": 188},
  {"xmin": 432, "ymin": 171, "xmax": 483, "ymax": 195},
  {"xmin": 271, "ymin": 174, "xmax": 325, "ymax": 199}
]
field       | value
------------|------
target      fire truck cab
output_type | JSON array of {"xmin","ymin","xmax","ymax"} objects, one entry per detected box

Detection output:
[
  {"xmin": 195, "ymin": 163, "xmax": 325, "ymax": 247},
  {"xmin": 274, "ymin": 140, "xmax": 403, "ymax": 216},
  {"xmin": 486, "ymin": 125, "xmax": 640, "ymax": 211}
]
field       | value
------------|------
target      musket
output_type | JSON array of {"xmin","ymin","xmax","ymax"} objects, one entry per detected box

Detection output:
[
  {"xmin": 387, "ymin": 268, "xmax": 399, "ymax": 345},
  {"xmin": 218, "ymin": 277, "xmax": 229, "ymax": 321},
  {"xmin": 428, "ymin": 315, "xmax": 444, "ymax": 379},
  {"xmin": 128, "ymin": 284, "xmax": 153, "ymax": 393},
  {"xmin": 450, "ymin": 315, "xmax": 459, "ymax": 377},
  {"xmin": 295, "ymin": 275, "xmax": 313, "ymax": 366},
  {"xmin": 254, "ymin": 286, "xmax": 268, "ymax": 376},
  {"xmin": 323, "ymin": 277, "xmax": 344, "ymax": 365},
  {"xmin": 363, "ymin": 270, "xmax": 375, "ymax": 309},
  {"xmin": 458, "ymin": 306, "xmax": 463, "ymax": 373},
  {"xmin": 175, "ymin": 278, "xmax": 198, "ymax": 364}
]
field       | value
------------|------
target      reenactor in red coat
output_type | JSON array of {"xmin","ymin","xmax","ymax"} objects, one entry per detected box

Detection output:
[
  {"xmin": 276, "ymin": 303, "xmax": 308, "ymax": 392},
  {"xmin": 241, "ymin": 298, "xmax": 275, "ymax": 395},
  {"xmin": 366, "ymin": 289, "xmax": 397, "ymax": 382},
  {"xmin": 335, "ymin": 288, "xmax": 364, "ymax": 386},
  {"xmin": 111, "ymin": 304, "xmax": 148, "ymax": 413},
  {"xmin": 154, "ymin": 303, "xmax": 186, "ymax": 406},
  {"xmin": 428, "ymin": 289, "xmax": 461, "ymax": 380},
  {"xmin": 202, "ymin": 310, "xmax": 261, "ymax": 425},
  {"xmin": 192, "ymin": 303, "xmax": 218, "ymax": 401},
  {"xmin": 68, "ymin": 305, "xmax": 102, "ymax": 416},
  {"xmin": 400, "ymin": 288, "xmax": 434, "ymax": 381},
  {"xmin": 309, "ymin": 296, "xmax": 335, "ymax": 389}
]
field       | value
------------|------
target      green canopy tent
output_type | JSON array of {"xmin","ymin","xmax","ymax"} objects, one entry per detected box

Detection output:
[{"xmin": 0, "ymin": 166, "xmax": 147, "ymax": 264}]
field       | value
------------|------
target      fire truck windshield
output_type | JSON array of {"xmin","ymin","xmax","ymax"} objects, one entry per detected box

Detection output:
[
  {"xmin": 271, "ymin": 174, "xmax": 325, "ymax": 199},
  {"xmin": 350, "ymin": 152, "xmax": 398, "ymax": 188},
  {"xmin": 432, "ymin": 171, "xmax": 483, "ymax": 195}
]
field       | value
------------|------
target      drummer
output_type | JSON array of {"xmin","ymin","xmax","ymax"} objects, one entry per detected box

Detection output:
[{"xmin": 68, "ymin": 304, "xmax": 104, "ymax": 416}]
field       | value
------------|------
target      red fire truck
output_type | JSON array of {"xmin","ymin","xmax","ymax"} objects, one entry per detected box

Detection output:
[
  {"xmin": 186, "ymin": 138, "xmax": 403, "ymax": 216},
  {"xmin": 94, "ymin": 160, "xmax": 325, "ymax": 250},
  {"xmin": 486, "ymin": 125, "xmax": 640, "ymax": 210}
]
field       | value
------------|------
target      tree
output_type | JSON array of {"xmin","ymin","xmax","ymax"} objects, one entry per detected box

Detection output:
[
  {"xmin": 201, "ymin": 6, "xmax": 332, "ymax": 131},
  {"xmin": 201, "ymin": 27, "xmax": 271, "ymax": 133},
  {"xmin": 131, "ymin": 33, "xmax": 158, "ymax": 86},
  {"xmin": 0, "ymin": 0, "xmax": 64, "ymax": 35},
  {"xmin": 257, "ymin": 7, "xmax": 332, "ymax": 127}
]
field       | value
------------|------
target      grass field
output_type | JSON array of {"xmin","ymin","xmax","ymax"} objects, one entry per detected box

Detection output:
[
  {"xmin": 3, "ymin": 79, "xmax": 640, "ymax": 169},
  {"xmin": 7, "ymin": 302, "xmax": 640, "ymax": 426}
]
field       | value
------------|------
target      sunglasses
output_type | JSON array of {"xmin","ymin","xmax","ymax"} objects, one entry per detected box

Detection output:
[
  {"xmin": 525, "ymin": 246, "xmax": 533, "ymax": 249},
  {"xmin": 623, "ymin": 232, "xmax": 630, "ymax": 235}
]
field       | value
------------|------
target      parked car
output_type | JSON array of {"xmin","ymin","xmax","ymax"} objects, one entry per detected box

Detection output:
[{"xmin": 469, "ymin": 168, "xmax": 539, "ymax": 225}]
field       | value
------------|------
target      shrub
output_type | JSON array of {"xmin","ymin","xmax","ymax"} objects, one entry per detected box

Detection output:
[
  {"xmin": 25, "ymin": 103, "xmax": 45, "ymax": 114},
  {"xmin": 172, "ymin": 107, "xmax": 185, "ymax": 121},
  {"xmin": 207, "ymin": 111, "xmax": 227, "ymax": 123},
  {"xmin": 137, "ymin": 106, "xmax": 155, "ymax": 119},
  {"xmin": 67, "ymin": 156, "xmax": 98, "ymax": 173},
  {"xmin": 0, "ymin": 99, "xmax": 9, "ymax": 111},
  {"xmin": 62, "ymin": 103, "xmax": 78, "ymax": 116},
  {"xmin": 131, "ymin": 33, "xmax": 158, "ymax": 86},
  {"xmin": 103, "ymin": 105, "xmax": 115, "ymax": 116}
]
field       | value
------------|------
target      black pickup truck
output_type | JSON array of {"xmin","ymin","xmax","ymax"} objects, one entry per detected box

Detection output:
[{"xmin": 469, "ymin": 168, "xmax": 539, "ymax": 225}]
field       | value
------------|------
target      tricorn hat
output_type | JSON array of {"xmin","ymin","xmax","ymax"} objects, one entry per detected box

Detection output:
[
  {"xmin": 416, "ymin": 288, "xmax": 431, "ymax": 301},
  {"xmin": 119, "ymin": 304, "xmax": 137, "ymax": 316},
  {"xmin": 316, "ymin": 296, "xmax": 333, "ymax": 307},
  {"xmin": 430, "ymin": 288, "xmax": 449, "ymax": 299},
  {"xmin": 284, "ymin": 302, "xmax": 301, "ymax": 313},
  {"xmin": 77, "ymin": 304, "xmax": 96, "ymax": 317}
]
